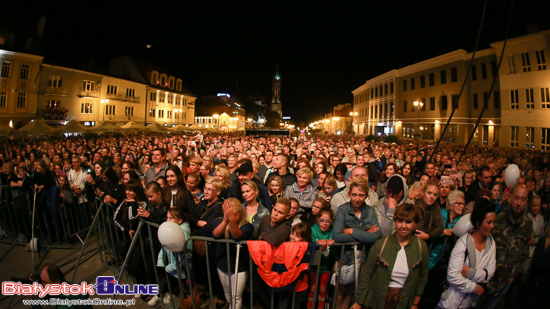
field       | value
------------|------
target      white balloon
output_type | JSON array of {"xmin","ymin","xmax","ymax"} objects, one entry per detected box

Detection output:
[
  {"xmin": 453, "ymin": 214, "xmax": 472, "ymax": 237},
  {"xmin": 158, "ymin": 221, "xmax": 186, "ymax": 252},
  {"xmin": 29, "ymin": 238, "xmax": 39, "ymax": 252},
  {"xmin": 504, "ymin": 164, "xmax": 520, "ymax": 188}
]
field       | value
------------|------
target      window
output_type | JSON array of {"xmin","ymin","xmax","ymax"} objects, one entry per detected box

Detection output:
[
  {"xmin": 159, "ymin": 110, "xmax": 164, "ymax": 118},
  {"xmin": 430, "ymin": 97, "xmax": 435, "ymax": 110},
  {"xmin": 168, "ymin": 95, "xmax": 173, "ymax": 104},
  {"xmin": 106, "ymin": 85, "xmax": 117, "ymax": 95},
  {"xmin": 46, "ymin": 100, "xmax": 60, "ymax": 108},
  {"xmin": 410, "ymin": 78, "xmax": 415, "ymax": 90},
  {"xmin": 390, "ymin": 81, "xmax": 394, "ymax": 93},
  {"xmin": 17, "ymin": 92, "xmax": 26, "ymax": 108},
  {"xmin": 390, "ymin": 102, "xmax": 394, "ymax": 117},
  {"xmin": 176, "ymin": 80, "xmax": 182, "ymax": 91},
  {"xmin": 167, "ymin": 110, "xmax": 172, "ymax": 118},
  {"xmin": 151, "ymin": 72, "xmax": 158, "ymax": 84},
  {"xmin": 402, "ymin": 80, "xmax": 407, "ymax": 91},
  {"xmin": 150, "ymin": 92, "xmax": 157, "ymax": 101},
  {"xmin": 0, "ymin": 91, "xmax": 6, "ymax": 108},
  {"xmin": 403, "ymin": 100, "xmax": 407, "ymax": 113},
  {"xmin": 149, "ymin": 109, "xmax": 156, "ymax": 117},
  {"xmin": 126, "ymin": 88, "xmax": 135, "ymax": 98},
  {"xmin": 471, "ymin": 65, "xmax": 477, "ymax": 80},
  {"xmin": 542, "ymin": 88, "xmax": 550, "ymax": 108},
  {"xmin": 159, "ymin": 94, "xmax": 165, "ymax": 103},
  {"xmin": 440, "ymin": 70, "xmax": 447, "ymax": 84},
  {"xmin": 105, "ymin": 105, "xmax": 116, "ymax": 115},
  {"xmin": 83, "ymin": 80, "xmax": 95, "ymax": 91},
  {"xmin": 384, "ymin": 84, "xmax": 388, "ymax": 95},
  {"xmin": 1, "ymin": 61, "xmax": 11, "ymax": 78},
  {"xmin": 429, "ymin": 73, "xmax": 435, "ymax": 86},
  {"xmin": 420, "ymin": 75, "xmax": 425, "ymax": 88},
  {"xmin": 526, "ymin": 88, "xmax": 534, "ymax": 109},
  {"xmin": 20, "ymin": 64, "xmax": 30, "ymax": 79},
  {"xmin": 81, "ymin": 102, "xmax": 93, "ymax": 114},
  {"xmin": 473, "ymin": 93, "xmax": 479, "ymax": 109},
  {"xmin": 375, "ymin": 87, "xmax": 378, "ymax": 97},
  {"xmin": 526, "ymin": 127, "xmax": 534, "ymax": 149},
  {"xmin": 160, "ymin": 75, "xmax": 166, "ymax": 86},
  {"xmin": 441, "ymin": 95, "xmax": 448, "ymax": 110},
  {"xmin": 48, "ymin": 76, "xmax": 62, "ymax": 88},
  {"xmin": 370, "ymin": 106, "xmax": 373, "ymax": 119},
  {"xmin": 543, "ymin": 128, "xmax": 550, "ymax": 151},
  {"xmin": 175, "ymin": 112, "xmax": 179, "ymax": 119},
  {"xmin": 481, "ymin": 63, "xmax": 487, "ymax": 79},
  {"xmin": 169, "ymin": 78, "xmax": 174, "ymax": 89},
  {"xmin": 507, "ymin": 56, "xmax": 516, "ymax": 74},
  {"xmin": 494, "ymin": 91, "xmax": 500, "ymax": 109},
  {"xmin": 451, "ymin": 67, "xmax": 458, "ymax": 82},
  {"xmin": 510, "ymin": 89, "xmax": 519, "ymax": 109},
  {"xmin": 125, "ymin": 106, "xmax": 134, "ymax": 116},
  {"xmin": 521, "ymin": 52, "xmax": 531, "ymax": 72},
  {"xmin": 511, "ymin": 126, "xmax": 518, "ymax": 147},
  {"xmin": 536, "ymin": 50, "xmax": 546, "ymax": 70},
  {"xmin": 384, "ymin": 103, "xmax": 388, "ymax": 118},
  {"xmin": 452, "ymin": 94, "xmax": 459, "ymax": 109},
  {"xmin": 176, "ymin": 96, "xmax": 181, "ymax": 105}
]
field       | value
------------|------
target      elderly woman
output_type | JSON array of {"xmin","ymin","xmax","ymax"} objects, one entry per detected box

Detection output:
[
  {"xmin": 241, "ymin": 180, "xmax": 270, "ymax": 238},
  {"xmin": 333, "ymin": 178, "xmax": 381, "ymax": 309},
  {"xmin": 438, "ymin": 201, "xmax": 496, "ymax": 309},
  {"xmin": 429, "ymin": 190, "xmax": 465, "ymax": 270},
  {"xmin": 284, "ymin": 167, "xmax": 318, "ymax": 213},
  {"xmin": 351, "ymin": 203, "xmax": 429, "ymax": 309}
]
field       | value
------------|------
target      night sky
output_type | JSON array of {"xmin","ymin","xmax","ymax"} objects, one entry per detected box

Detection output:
[{"xmin": 4, "ymin": 0, "xmax": 550, "ymax": 123}]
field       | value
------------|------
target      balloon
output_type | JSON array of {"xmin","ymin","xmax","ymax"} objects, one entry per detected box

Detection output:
[
  {"xmin": 29, "ymin": 238, "xmax": 39, "ymax": 252},
  {"xmin": 158, "ymin": 221, "xmax": 186, "ymax": 252},
  {"xmin": 504, "ymin": 164, "xmax": 520, "ymax": 188},
  {"xmin": 453, "ymin": 214, "xmax": 473, "ymax": 237}
]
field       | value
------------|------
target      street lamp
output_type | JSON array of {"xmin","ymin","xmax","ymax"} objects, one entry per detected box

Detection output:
[
  {"xmin": 350, "ymin": 111, "xmax": 358, "ymax": 134},
  {"xmin": 413, "ymin": 101, "xmax": 424, "ymax": 138}
]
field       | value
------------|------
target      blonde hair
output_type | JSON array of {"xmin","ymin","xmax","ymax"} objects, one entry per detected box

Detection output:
[
  {"xmin": 215, "ymin": 166, "xmax": 231, "ymax": 188},
  {"xmin": 225, "ymin": 198, "xmax": 247, "ymax": 238}
]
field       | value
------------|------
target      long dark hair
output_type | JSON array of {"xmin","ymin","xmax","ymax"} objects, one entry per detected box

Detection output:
[
  {"xmin": 125, "ymin": 179, "xmax": 147, "ymax": 202},
  {"xmin": 165, "ymin": 165, "xmax": 191, "ymax": 204}
]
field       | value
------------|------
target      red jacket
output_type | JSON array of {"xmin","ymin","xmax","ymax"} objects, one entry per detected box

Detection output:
[{"xmin": 248, "ymin": 241, "xmax": 316, "ymax": 291}]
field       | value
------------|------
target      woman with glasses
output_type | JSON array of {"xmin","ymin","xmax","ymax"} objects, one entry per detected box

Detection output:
[
  {"xmin": 429, "ymin": 190, "xmax": 465, "ymax": 270},
  {"xmin": 301, "ymin": 197, "xmax": 329, "ymax": 228}
]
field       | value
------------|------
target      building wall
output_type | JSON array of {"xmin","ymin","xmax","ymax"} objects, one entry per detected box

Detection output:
[
  {"xmin": 493, "ymin": 30, "xmax": 550, "ymax": 150},
  {"xmin": 0, "ymin": 50, "xmax": 43, "ymax": 127},
  {"xmin": 352, "ymin": 49, "xmax": 501, "ymax": 145}
]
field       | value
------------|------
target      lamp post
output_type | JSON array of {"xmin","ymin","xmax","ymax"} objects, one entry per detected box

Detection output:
[
  {"xmin": 413, "ymin": 101, "xmax": 423, "ymax": 138},
  {"xmin": 349, "ymin": 111, "xmax": 358, "ymax": 135}
]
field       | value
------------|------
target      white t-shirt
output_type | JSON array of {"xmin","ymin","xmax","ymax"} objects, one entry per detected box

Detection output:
[{"xmin": 389, "ymin": 246, "xmax": 409, "ymax": 288}]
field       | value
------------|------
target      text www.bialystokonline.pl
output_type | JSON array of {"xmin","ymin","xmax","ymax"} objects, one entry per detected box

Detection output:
[{"xmin": 22, "ymin": 298, "xmax": 136, "ymax": 307}]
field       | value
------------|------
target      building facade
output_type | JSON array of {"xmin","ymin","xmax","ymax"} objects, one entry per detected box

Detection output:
[
  {"xmin": 352, "ymin": 48, "xmax": 501, "ymax": 145},
  {"xmin": 194, "ymin": 94, "xmax": 245, "ymax": 132},
  {"xmin": 315, "ymin": 103, "xmax": 353, "ymax": 135},
  {"xmin": 492, "ymin": 30, "xmax": 550, "ymax": 150}
]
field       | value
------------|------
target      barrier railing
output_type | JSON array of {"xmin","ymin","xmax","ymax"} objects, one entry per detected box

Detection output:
[
  {"xmin": 70, "ymin": 199, "xmax": 366, "ymax": 309},
  {"xmin": 0, "ymin": 184, "xmax": 92, "ymax": 269}
]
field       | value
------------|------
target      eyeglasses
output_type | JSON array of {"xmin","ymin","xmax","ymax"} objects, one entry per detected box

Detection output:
[{"xmin": 319, "ymin": 219, "xmax": 332, "ymax": 224}]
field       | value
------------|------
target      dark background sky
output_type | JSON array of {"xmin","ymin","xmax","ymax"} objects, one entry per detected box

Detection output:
[{"xmin": 4, "ymin": 0, "xmax": 550, "ymax": 123}]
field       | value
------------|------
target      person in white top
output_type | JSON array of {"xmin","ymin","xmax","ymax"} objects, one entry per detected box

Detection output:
[
  {"xmin": 67, "ymin": 155, "xmax": 88, "ymax": 204},
  {"xmin": 438, "ymin": 200, "xmax": 497, "ymax": 309}
]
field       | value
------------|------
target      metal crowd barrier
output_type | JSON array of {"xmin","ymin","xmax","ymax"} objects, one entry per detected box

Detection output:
[
  {"xmin": 0, "ymin": 184, "xmax": 94, "ymax": 269},
  {"xmin": 69, "ymin": 199, "xmax": 366, "ymax": 309}
]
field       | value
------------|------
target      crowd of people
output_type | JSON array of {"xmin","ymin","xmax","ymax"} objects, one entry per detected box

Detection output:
[{"xmin": 1, "ymin": 132, "xmax": 549, "ymax": 309}]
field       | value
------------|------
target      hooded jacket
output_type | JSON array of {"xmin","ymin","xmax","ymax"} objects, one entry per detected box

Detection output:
[{"xmin": 373, "ymin": 174, "xmax": 412, "ymax": 237}]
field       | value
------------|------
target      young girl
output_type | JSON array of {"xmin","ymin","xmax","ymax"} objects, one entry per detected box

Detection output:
[
  {"xmin": 186, "ymin": 173, "xmax": 204, "ymax": 204},
  {"xmin": 151, "ymin": 208, "xmax": 192, "ymax": 306},
  {"xmin": 307, "ymin": 209, "xmax": 336, "ymax": 309},
  {"xmin": 280, "ymin": 222, "xmax": 311, "ymax": 309},
  {"xmin": 268, "ymin": 175, "xmax": 285, "ymax": 206}
]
